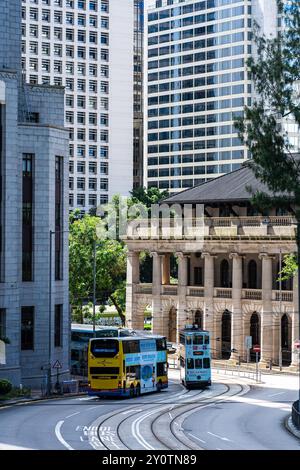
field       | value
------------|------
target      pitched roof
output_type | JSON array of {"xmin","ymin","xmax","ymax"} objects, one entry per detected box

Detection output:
[{"xmin": 163, "ymin": 164, "xmax": 274, "ymax": 205}]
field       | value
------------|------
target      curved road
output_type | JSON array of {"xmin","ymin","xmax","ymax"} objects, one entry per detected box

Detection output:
[{"xmin": 0, "ymin": 371, "xmax": 298, "ymax": 450}]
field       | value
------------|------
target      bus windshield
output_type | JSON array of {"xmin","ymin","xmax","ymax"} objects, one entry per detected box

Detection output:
[{"xmin": 91, "ymin": 339, "xmax": 119, "ymax": 358}]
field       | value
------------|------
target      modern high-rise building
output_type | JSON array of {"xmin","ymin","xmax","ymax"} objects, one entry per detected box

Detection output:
[
  {"xmin": 0, "ymin": 0, "xmax": 69, "ymax": 387},
  {"xmin": 22, "ymin": 0, "xmax": 134, "ymax": 213},
  {"xmin": 143, "ymin": 0, "xmax": 278, "ymax": 193},
  {"xmin": 133, "ymin": 0, "xmax": 144, "ymax": 189}
]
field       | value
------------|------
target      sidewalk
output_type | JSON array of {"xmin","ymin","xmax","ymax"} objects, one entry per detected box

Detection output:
[
  {"xmin": 0, "ymin": 388, "xmax": 86, "ymax": 408},
  {"xmin": 212, "ymin": 359, "xmax": 299, "ymax": 375}
]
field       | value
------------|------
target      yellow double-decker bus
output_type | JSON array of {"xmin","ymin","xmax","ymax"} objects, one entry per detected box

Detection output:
[{"xmin": 88, "ymin": 334, "xmax": 168, "ymax": 397}]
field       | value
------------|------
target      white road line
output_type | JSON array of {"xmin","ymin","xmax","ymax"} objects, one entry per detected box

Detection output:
[
  {"xmin": 55, "ymin": 421, "xmax": 74, "ymax": 450},
  {"xmin": 268, "ymin": 392, "xmax": 286, "ymax": 397},
  {"xmin": 65, "ymin": 412, "xmax": 80, "ymax": 419},
  {"xmin": 187, "ymin": 432, "xmax": 206, "ymax": 444},
  {"xmin": 87, "ymin": 406, "xmax": 100, "ymax": 411},
  {"xmin": 207, "ymin": 431, "xmax": 232, "ymax": 442},
  {"xmin": 168, "ymin": 412, "xmax": 173, "ymax": 419},
  {"xmin": 77, "ymin": 397, "xmax": 94, "ymax": 401}
]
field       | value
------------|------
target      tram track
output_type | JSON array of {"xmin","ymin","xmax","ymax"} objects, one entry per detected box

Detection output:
[{"xmin": 94, "ymin": 382, "xmax": 247, "ymax": 450}]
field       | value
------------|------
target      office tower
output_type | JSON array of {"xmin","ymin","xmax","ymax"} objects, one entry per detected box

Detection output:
[
  {"xmin": 133, "ymin": 0, "xmax": 144, "ymax": 189},
  {"xmin": 0, "ymin": 0, "xmax": 69, "ymax": 387},
  {"xmin": 22, "ymin": 0, "xmax": 134, "ymax": 213},
  {"xmin": 144, "ymin": 0, "xmax": 278, "ymax": 193}
]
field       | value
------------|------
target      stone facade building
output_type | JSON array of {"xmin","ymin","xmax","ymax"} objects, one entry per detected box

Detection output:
[
  {"xmin": 125, "ymin": 164, "xmax": 299, "ymax": 369},
  {"xmin": 0, "ymin": 0, "xmax": 69, "ymax": 387}
]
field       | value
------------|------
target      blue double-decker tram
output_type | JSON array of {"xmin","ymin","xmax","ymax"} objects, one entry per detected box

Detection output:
[{"xmin": 179, "ymin": 326, "xmax": 212, "ymax": 389}]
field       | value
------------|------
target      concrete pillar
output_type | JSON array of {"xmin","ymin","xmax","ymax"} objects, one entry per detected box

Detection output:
[
  {"xmin": 176, "ymin": 252, "xmax": 188, "ymax": 343},
  {"xmin": 202, "ymin": 253, "xmax": 217, "ymax": 357},
  {"xmin": 291, "ymin": 273, "xmax": 300, "ymax": 368},
  {"xmin": 125, "ymin": 251, "xmax": 140, "ymax": 329},
  {"xmin": 230, "ymin": 253, "xmax": 243, "ymax": 362},
  {"xmin": 162, "ymin": 253, "xmax": 171, "ymax": 285},
  {"xmin": 259, "ymin": 253, "xmax": 274, "ymax": 365},
  {"xmin": 151, "ymin": 252, "xmax": 163, "ymax": 335}
]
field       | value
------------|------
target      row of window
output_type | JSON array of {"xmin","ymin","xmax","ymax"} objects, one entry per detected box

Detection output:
[
  {"xmin": 65, "ymin": 112, "xmax": 108, "ymax": 126},
  {"xmin": 149, "ymin": 126, "xmax": 240, "ymax": 139},
  {"xmin": 70, "ymin": 193, "xmax": 108, "ymax": 207},
  {"xmin": 23, "ymin": 42, "xmax": 108, "ymax": 61},
  {"xmin": 19, "ymin": 305, "xmax": 63, "ymax": 351},
  {"xmin": 23, "ymin": 0, "xmax": 107, "ymax": 13},
  {"xmin": 147, "ymin": 169, "xmax": 242, "ymax": 190},
  {"xmin": 68, "ymin": 128, "xmax": 108, "ymax": 142},
  {"xmin": 23, "ymin": 9, "xmax": 108, "ymax": 28},
  {"xmin": 148, "ymin": 162, "xmax": 240, "ymax": 178},
  {"xmin": 148, "ymin": 97, "xmax": 246, "ymax": 120},
  {"xmin": 148, "ymin": 136, "xmax": 243, "ymax": 151},
  {"xmin": 148, "ymin": 57, "xmax": 245, "ymax": 81},
  {"xmin": 69, "ymin": 177, "xmax": 108, "ymax": 191},
  {"xmin": 148, "ymin": 7, "xmax": 246, "ymax": 35},
  {"xmin": 22, "ymin": 24, "xmax": 109, "ymax": 45},
  {"xmin": 150, "ymin": 0, "xmax": 246, "ymax": 21},
  {"xmin": 148, "ymin": 85, "xmax": 246, "ymax": 108},
  {"xmin": 148, "ymin": 111, "xmax": 243, "ymax": 129},
  {"xmin": 148, "ymin": 150, "xmax": 245, "ymax": 166},
  {"xmin": 26, "ymin": 59, "xmax": 104, "ymax": 77},
  {"xmin": 69, "ymin": 161, "xmax": 108, "ymax": 174},
  {"xmin": 69, "ymin": 145, "xmax": 108, "ymax": 159},
  {"xmin": 148, "ymin": 72, "xmax": 245, "ymax": 93}
]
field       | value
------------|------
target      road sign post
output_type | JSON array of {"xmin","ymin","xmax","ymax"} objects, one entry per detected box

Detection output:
[
  {"xmin": 253, "ymin": 345, "xmax": 260, "ymax": 383},
  {"xmin": 245, "ymin": 336, "xmax": 252, "ymax": 364},
  {"xmin": 53, "ymin": 360, "xmax": 62, "ymax": 393}
]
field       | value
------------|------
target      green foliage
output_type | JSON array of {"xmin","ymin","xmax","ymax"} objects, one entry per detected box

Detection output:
[
  {"xmin": 69, "ymin": 212, "xmax": 127, "ymax": 324},
  {"xmin": 234, "ymin": 0, "xmax": 300, "ymax": 216},
  {"xmin": 0, "ymin": 379, "xmax": 12, "ymax": 395},
  {"xmin": 130, "ymin": 187, "xmax": 169, "ymax": 209},
  {"xmin": 279, "ymin": 253, "xmax": 298, "ymax": 281}
]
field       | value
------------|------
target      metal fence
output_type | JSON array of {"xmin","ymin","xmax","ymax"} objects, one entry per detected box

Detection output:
[{"xmin": 292, "ymin": 400, "xmax": 300, "ymax": 430}]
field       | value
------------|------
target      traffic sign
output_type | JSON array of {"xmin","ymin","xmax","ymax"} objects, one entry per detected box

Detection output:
[
  {"xmin": 52, "ymin": 360, "xmax": 62, "ymax": 369},
  {"xmin": 294, "ymin": 340, "xmax": 300, "ymax": 350},
  {"xmin": 253, "ymin": 345, "xmax": 261, "ymax": 353}
]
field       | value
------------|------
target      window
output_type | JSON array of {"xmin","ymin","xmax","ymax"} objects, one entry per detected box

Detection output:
[
  {"xmin": 21, "ymin": 307, "xmax": 34, "ymax": 350},
  {"xmin": 187, "ymin": 358, "xmax": 194, "ymax": 369},
  {"xmin": 203, "ymin": 358, "xmax": 210, "ymax": 369},
  {"xmin": 22, "ymin": 154, "xmax": 34, "ymax": 282},
  {"xmin": 55, "ymin": 305, "xmax": 63, "ymax": 347},
  {"xmin": 0, "ymin": 310, "xmax": 6, "ymax": 338}
]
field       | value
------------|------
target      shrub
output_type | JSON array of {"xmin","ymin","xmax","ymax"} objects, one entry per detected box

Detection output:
[{"xmin": 0, "ymin": 379, "xmax": 12, "ymax": 395}]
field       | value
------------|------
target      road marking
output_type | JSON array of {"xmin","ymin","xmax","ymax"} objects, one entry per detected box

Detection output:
[
  {"xmin": 65, "ymin": 412, "xmax": 80, "ymax": 419},
  {"xmin": 207, "ymin": 431, "xmax": 232, "ymax": 442},
  {"xmin": 168, "ymin": 412, "xmax": 173, "ymax": 419},
  {"xmin": 268, "ymin": 392, "xmax": 286, "ymax": 397},
  {"xmin": 55, "ymin": 421, "xmax": 74, "ymax": 450},
  {"xmin": 77, "ymin": 397, "xmax": 94, "ymax": 401},
  {"xmin": 187, "ymin": 432, "xmax": 206, "ymax": 444},
  {"xmin": 87, "ymin": 406, "xmax": 100, "ymax": 411}
]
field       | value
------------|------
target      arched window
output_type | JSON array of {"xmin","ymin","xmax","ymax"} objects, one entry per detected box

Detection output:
[
  {"xmin": 220, "ymin": 259, "xmax": 230, "ymax": 288},
  {"xmin": 221, "ymin": 310, "xmax": 231, "ymax": 359},
  {"xmin": 281, "ymin": 314, "xmax": 289, "ymax": 349},
  {"xmin": 194, "ymin": 310, "xmax": 203, "ymax": 329},
  {"xmin": 248, "ymin": 260, "xmax": 257, "ymax": 289}
]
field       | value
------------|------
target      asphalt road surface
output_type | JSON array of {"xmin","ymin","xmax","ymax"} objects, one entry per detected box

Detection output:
[{"xmin": 0, "ymin": 371, "xmax": 298, "ymax": 450}]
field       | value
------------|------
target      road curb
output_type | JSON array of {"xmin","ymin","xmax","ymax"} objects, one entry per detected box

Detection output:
[
  {"xmin": 0, "ymin": 392, "xmax": 87, "ymax": 409},
  {"xmin": 285, "ymin": 416, "xmax": 300, "ymax": 440}
]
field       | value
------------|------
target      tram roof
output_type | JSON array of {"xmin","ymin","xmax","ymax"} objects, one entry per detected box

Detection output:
[{"xmin": 179, "ymin": 328, "xmax": 209, "ymax": 334}]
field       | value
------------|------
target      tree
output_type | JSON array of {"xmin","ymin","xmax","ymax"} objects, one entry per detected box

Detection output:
[
  {"xmin": 69, "ymin": 213, "xmax": 127, "ymax": 324},
  {"xmin": 235, "ymin": 1, "xmax": 300, "ymax": 285},
  {"xmin": 130, "ymin": 187, "xmax": 169, "ymax": 212}
]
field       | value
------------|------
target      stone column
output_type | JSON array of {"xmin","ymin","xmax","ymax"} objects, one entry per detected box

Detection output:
[
  {"xmin": 162, "ymin": 253, "xmax": 171, "ymax": 285},
  {"xmin": 125, "ymin": 251, "xmax": 140, "ymax": 329},
  {"xmin": 176, "ymin": 252, "xmax": 188, "ymax": 343},
  {"xmin": 272, "ymin": 313, "xmax": 280, "ymax": 366},
  {"xmin": 259, "ymin": 253, "xmax": 274, "ymax": 365},
  {"xmin": 230, "ymin": 253, "xmax": 243, "ymax": 362},
  {"xmin": 202, "ymin": 253, "xmax": 217, "ymax": 357},
  {"xmin": 291, "ymin": 273, "xmax": 299, "ymax": 369},
  {"xmin": 151, "ymin": 252, "xmax": 163, "ymax": 335}
]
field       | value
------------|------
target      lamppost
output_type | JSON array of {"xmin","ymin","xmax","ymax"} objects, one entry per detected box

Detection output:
[
  {"xmin": 279, "ymin": 248, "xmax": 283, "ymax": 371},
  {"xmin": 47, "ymin": 229, "xmax": 69, "ymax": 397}
]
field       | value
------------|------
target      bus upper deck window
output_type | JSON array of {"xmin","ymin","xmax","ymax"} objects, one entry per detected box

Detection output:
[{"xmin": 193, "ymin": 335, "xmax": 203, "ymax": 345}]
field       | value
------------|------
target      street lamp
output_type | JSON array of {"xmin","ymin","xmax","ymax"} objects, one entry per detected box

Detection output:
[{"xmin": 47, "ymin": 229, "xmax": 69, "ymax": 397}]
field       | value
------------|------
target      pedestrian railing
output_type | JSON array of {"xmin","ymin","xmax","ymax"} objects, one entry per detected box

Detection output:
[
  {"xmin": 292, "ymin": 401, "xmax": 300, "ymax": 430},
  {"xmin": 213, "ymin": 364, "xmax": 262, "ymax": 382}
]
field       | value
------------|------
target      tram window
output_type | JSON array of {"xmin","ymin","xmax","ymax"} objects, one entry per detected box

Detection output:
[
  {"xmin": 204, "ymin": 335, "xmax": 209, "ymax": 345},
  {"xmin": 187, "ymin": 358, "xmax": 194, "ymax": 369},
  {"xmin": 156, "ymin": 338, "xmax": 167, "ymax": 350},
  {"xmin": 193, "ymin": 334, "xmax": 203, "ymax": 345},
  {"xmin": 186, "ymin": 336, "xmax": 192, "ymax": 345},
  {"xmin": 195, "ymin": 359, "xmax": 203, "ymax": 369},
  {"xmin": 203, "ymin": 358, "xmax": 210, "ymax": 369},
  {"xmin": 179, "ymin": 334, "xmax": 185, "ymax": 345},
  {"xmin": 180, "ymin": 356, "xmax": 185, "ymax": 367}
]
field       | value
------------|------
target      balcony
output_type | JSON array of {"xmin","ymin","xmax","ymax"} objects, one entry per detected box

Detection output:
[
  {"xmin": 187, "ymin": 287, "xmax": 205, "ymax": 297},
  {"xmin": 162, "ymin": 285, "xmax": 178, "ymax": 296},
  {"xmin": 273, "ymin": 290, "xmax": 293, "ymax": 302},
  {"xmin": 214, "ymin": 288, "xmax": 232, "ymax": 299},
  {"xmin": 242, "ymin": 289, "xmax": 262, "ymax": 301},
  {"xmin": 125, "ymin": 216, "xmax": 296, "ymax": 240},
  {"xmin": 136, "ymin": 284, "xmax": 152, "ymax": 295}
]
